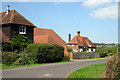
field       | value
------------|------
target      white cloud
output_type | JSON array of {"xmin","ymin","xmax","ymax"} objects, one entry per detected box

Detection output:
[
  {"xmin": 90, "ymin": 5, "xmax": 118, "ymax": 19},
  {"xmin": 82, "ymin": 0, "xmax": 114, "ymax": 8}
]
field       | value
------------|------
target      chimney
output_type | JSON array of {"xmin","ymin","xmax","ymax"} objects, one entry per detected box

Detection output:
[
  {"xmin": 77, "ymin": 31, "xmax": 80, "ymax": 37},
  {"xmin": 69, "ymin": 34, "xmax": 71, "ymax": 42},
  {"xmin": 6, "ymin": 5, "xmax": 10, "ymax": 15}
]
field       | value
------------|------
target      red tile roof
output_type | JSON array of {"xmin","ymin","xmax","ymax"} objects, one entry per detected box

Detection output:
[
  {"xmin": 0, "ymin": 10, "xmax": 35, "ymax": 26},
  {"xmin": 67, "ymin": 36, "xmax": 96, "ymax": 48},
  {"xmin": 34, "ymin": 28, "xmax": 67, "ymax": 47},
  {"xmin": 0, "ymin": 30, "xmax": 10, "ymax": 42}
]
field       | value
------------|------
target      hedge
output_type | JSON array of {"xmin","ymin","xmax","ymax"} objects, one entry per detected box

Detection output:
[
  {"xmin": 105, "ymin": 54, "xmax": 120, "ymax": 78},
  {"xmin": 26, "ymin": 43, "xmax": 64, "ymax": 63},
  {"xmin": 2, "ymin": 52, "xmax": 19, "ymax": 66}
]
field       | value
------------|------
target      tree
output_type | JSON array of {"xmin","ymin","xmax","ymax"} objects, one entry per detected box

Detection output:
[{"xmin": 10, "ymin": 32, "xmax": 33, "ymax": 52}]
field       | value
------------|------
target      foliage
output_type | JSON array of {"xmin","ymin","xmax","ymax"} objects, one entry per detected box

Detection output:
[
  {"xmin": 2, "ymin": 32, "xmax": 33, "ymax": 52},
  {"xmin": 105, "ymin": 54, "xmax": 120, "ymax": 79},
  {"xmin": 96, "ymin": 46, "xmax": 117, "ymax": 54},
  {"xmin": 96, "ymin": 45, "xmax": 118, "ymax": 58},
  {"xmin": 62, "ymin": 55, "xmax": 70, "ymax": 61},
  {"xmin": 100, "ymin": 53, "xmax": 107, "ymax": 58},
  {"xmin": 26, "ymin": 43, "xmax": 64, "ymax": 63},
  {"xmin": 11, "ymin": 33, "xmax": 33, "ymax": 52},
  {"xmin": 69, "ymin": 48, "xmax": 73, "ymax": 52},
  {"xmin": 2, "ymin": 42, "xmax": 12, "ymax": 52},
  {"xmin": 2, "ymin": 52, "xmax": 19, "ymax": 66},
  {"xmin": 13, "ymin": 52, "xmax": 30, "ymax": 66}
]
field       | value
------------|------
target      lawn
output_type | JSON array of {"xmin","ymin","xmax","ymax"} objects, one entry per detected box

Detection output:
[
  {"xmin": 2, "ymin": 60, "xmax": 74, "ymax": 69},
  {"xmin": 68, "ymin": 63, "xmax": 106, "ymax": 78}
]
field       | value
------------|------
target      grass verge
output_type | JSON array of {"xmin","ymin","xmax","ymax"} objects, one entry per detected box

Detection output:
[
  {"xmin": 68, "ymin": 63, "xmax": 106, "ymax": 78},
  {"xmin": 2, "ymin": 60, "xmax": 75, "ymax": 69}
]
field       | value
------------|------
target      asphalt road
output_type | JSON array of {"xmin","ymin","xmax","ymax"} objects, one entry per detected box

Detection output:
[{"xmin": 2, "ymin": 59, "xmax": 108, "ymax": 78}]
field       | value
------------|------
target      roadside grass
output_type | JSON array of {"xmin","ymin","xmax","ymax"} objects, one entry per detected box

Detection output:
[
  {"xmin": 68, "ymin": 63, "xmax": 106, "ymax": 78},
  {"xmin": 2, "ymin": 60, "xmax": 75, "ymax": 69}
]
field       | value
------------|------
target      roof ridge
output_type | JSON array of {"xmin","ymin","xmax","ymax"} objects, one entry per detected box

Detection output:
[
  {"xmin": 9, "ymin": 10, "xmax": 15, "ymax": 23},
  {"xmin": 35, "ymin": 28, "xmax": 53, "ymax": 31}
]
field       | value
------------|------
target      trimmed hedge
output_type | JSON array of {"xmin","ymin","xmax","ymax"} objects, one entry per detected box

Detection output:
[{"xmin": 26, "ymin": 43, "xmax": 64, "ymax": 63}]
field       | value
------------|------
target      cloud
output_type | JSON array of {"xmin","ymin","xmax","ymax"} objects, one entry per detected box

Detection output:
[
  {"xmin": 82, "ymin": 0, "xmax": 114, "ymax": 8},
  {"xmin": 89, "ymin": 5, "xmax": 118, "ymax": 19}
]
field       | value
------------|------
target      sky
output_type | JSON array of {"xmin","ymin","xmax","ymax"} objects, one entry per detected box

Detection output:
[{"xmin": 1, "ymin": 0, "xmax": 118, "ymax": 43}]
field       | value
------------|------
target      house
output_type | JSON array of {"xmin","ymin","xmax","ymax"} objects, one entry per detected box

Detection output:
[
  {"xmin": 67, "ymin": 31, "xmax": 96, "ymax": 53},
  {"xmin": 34, "ymin": 28, "xmax": 69, "ymax": 55},
  {"xmin": 0, "ymin": 6, "xmax": 35, "ymax": 42},
  {"xmin": 0, "ymin": 6, "xmax": 70, "ymax": 56}
]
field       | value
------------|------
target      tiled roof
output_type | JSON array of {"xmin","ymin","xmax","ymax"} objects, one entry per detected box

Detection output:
[
  {"xmin": 34, "ymin": 28, "xmax": 67, "ymax": 47},
  {"xmin": 67, "ymin": 36, "xmax": 96, "ymax": 47},
  {"xmin": 0, "ymin": 30, "xmax": 10, "ymax": 42},
  {"xmin": 0, "ymin": 10, "xmax": 35, "ymax": 26}
]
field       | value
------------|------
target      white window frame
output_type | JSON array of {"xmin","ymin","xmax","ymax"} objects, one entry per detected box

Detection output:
[{"xmin": 19, "ymin": 26, "xmax": 26, "ymax": 34}]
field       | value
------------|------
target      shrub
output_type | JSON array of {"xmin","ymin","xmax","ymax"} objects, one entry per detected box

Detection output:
[
  {"xmin": 11, "ymin": 33, "xmax": 33, "ymax": 52},
  {"xmin": 2, "ymin": 42, "xmax": 12, "ymax": 52},
  {"xmin": 2, "ymin": 33, "xmax": 33, "ymax": 52},
  {"xmin": 2, "ymin": 52, "xmax": 19, "ymax": 66},
  {"xmin": 62, "ymin": 55, "xmax": 70, "ymax": 61},
  {"xmin": 100, "ymin": 53, "xmax": 107, "ymax": 58},
  {"xmin": 26, "ymin": 43, "xmax": 64, "ymax": 63},
  {"xmin": 13, "ymin": 53, "xmax": 30, "ymax": 66},
  {"xmin": 105, "ymin": 54, "xmax": 120, "ymax": 78}
]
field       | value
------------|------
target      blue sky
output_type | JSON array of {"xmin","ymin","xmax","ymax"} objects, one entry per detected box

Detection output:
[{"xmin": 1, "ymin": 1, "xmax": 118, "ymax": 43}]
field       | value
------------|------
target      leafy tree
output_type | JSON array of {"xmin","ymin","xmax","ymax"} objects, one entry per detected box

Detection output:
[
  {"xmin": 11, "ymin": 32, "xmax": 33, "ymax": 52},
  {"xmin": 2, "ymin": 32, "xmax": 33, "ymax": 52}
]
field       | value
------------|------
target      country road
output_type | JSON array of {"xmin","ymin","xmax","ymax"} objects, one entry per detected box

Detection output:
[{"xmin": 2, "ymin": 59, "xmax": 108, "ymax": 78}]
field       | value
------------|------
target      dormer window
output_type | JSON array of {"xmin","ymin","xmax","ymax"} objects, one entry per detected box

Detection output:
[{"xmin": 19, "ymin": 26, "xmax": 26, "ymax": 34}]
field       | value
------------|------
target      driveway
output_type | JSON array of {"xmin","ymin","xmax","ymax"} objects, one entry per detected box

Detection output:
[{"xmin": 2, "ymin": 59, "xmax": 108, "ymax": 78}]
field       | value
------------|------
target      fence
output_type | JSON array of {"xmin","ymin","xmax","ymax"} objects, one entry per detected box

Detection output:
[{"xmin": 73, "ymin": 52, "xmax": 100, "ymax": 59}]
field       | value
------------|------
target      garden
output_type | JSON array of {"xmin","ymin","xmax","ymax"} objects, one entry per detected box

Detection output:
[{"xmin": 2, "ymin": 33, "xmax": 70, "ymax": 69}]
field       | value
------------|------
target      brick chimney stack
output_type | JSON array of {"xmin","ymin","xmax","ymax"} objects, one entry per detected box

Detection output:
[
  {"xmin": 69, "ymin": 34, "xmax": 71, "ymax": 42},
  {"xmin": 77, "ymin": 31, "xmax": 80, "ymax": 37}
]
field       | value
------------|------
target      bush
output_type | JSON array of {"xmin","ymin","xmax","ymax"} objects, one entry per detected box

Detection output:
[
  {"xmin": 107, "ymin": 53, "xmax": 113, "ymax": 56},
  {"xmin": 26, "ymin": 43, "xmax": 64, "ymax": 63},
  {"xmin": 2, "ymin": 42, "xmax": 12, "ymax": 52},
  {"xmin": 105, "ymin": 54, "xmax": 120, "ymax": 78},
  {"xmin": 2, "ymin": 52, "xmax": 19, "ymax": 66},
  {"xmin": 13, "ymin": 53, "xmax": 30, "ymax": 66},
  {"xmin": 100, "ymin": 53, "xmax": 107, "ymax": 58},
  {"xmin": 2, "ymin": 33, "xmax": 33, "ymax": 52},
  {"xmin": 62, "ymin": 55, "xmax": 70, "ymax": 61}
]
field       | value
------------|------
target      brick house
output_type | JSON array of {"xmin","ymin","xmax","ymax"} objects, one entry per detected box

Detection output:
[
  {"xmin": 0, "ymin": 8, "xmax": 35, "ymax": 41},
  {"xmin": 67, "ymin": 31, "xmax": 96, "ymax": 53},
  {"xmin": 0, "ymin": 6, "xmax": 70, "ymax": 56}
]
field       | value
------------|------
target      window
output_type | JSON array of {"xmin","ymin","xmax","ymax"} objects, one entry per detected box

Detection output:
[{"xmin": 19, "ymin": 26, "xmax": 26, "ymax": 34}]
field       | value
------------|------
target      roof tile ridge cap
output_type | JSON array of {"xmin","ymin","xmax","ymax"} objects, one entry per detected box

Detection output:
[
  {"xmin": 9, "ymin": 10, "xmax": 15, "ymax": 23},
  {"xmin": 15, "ymin": 10, "xmax": 35, "ymax": 26},
  {"xmin": 37, "ymin": 28, "xmax": 52, "ymax": 30}
]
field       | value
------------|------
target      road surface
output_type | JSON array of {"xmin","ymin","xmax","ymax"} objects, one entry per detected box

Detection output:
[{"xmin": 2, "ymin": 59, "xmax": 108, "ymax": 78}]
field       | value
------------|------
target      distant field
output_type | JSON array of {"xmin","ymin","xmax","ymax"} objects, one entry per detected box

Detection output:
[{"xmin": 68, "ymin": 63, "xmax": 106, "ymax": 78}]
